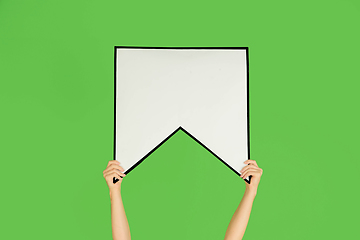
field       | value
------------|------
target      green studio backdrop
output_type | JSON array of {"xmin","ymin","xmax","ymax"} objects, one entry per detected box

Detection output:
[{"xmin": 0, "ymin": 0, "xmax": 359, "ymax": 239}]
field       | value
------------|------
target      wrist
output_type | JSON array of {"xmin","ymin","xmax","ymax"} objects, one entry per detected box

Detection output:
[
  {"xmin": 109, "ymin": 188, "xmax": 121, "ymax": 197},
  {"xmin": 244, "ymin": 186, "xmax": 257, "ymax": 198}
]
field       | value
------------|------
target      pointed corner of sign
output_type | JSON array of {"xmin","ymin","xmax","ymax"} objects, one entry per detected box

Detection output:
[
  {"xmin": 177, "ymin": 126, "xmax": 187, "ymax": 134},
  {"xmin": 178, "ymin": 125, "xmax": 190, "ymax": 134}
]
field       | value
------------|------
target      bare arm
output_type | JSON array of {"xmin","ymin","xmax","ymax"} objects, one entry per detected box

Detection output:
[
  {"xmin": 224, "ymin": 160, "xmax": 263, "ymax": 240},
  {"xmin": 110, "ymin": 188, "xmax": 131, "ymax": 240},
  {"xmin": 103, "ymin": 160, "xmax": 131, "ymax": 240}
]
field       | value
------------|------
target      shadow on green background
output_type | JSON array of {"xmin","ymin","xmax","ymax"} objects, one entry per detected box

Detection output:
[{"xmin": 0, "ymin": 0, "xmax": 359, "ymax": 239}]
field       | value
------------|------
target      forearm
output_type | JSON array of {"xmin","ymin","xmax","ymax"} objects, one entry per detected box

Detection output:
[
  {"xmin": 224, "ymin": 187, "xmax": 256, "ymax": 240},
  {"xmin": 110, "ymin": 189, "xmax": 131, "ymax": 240}
]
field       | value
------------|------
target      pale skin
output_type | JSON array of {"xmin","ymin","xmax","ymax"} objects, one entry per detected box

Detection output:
[
  {"xmin": 103, "ymin": 160, "xmax": 130, "ymax": 240},
  {"xmin": 103, "ymin": 159, "xmax": 263, "ymax": 240},
  {"xmin": 224, "ymin": 159, "xmax": 263, "ymax": 240}
]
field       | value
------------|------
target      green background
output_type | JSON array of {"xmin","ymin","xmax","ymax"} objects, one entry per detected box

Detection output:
[{"xmin": 1, "ymin": 0, "xmax": 359, "ymax": 239}]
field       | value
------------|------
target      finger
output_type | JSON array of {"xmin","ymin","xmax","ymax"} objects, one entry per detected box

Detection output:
[
  {"xmin": 106, "ymin": 164, "xmax": 124, "ymax": 172},
  {"xmin": 244, "ymin": 159, "xmax": 258, "ymax": 167},
  {"xmin": 243, "ymin": 170, "xmax": 261, "ymax": 179},
  {"xmin": 242, "ymin": 170, "xmax": 255, "ymax": 179},
  {"xmin": 243, "ymin": 167, "xmax": 262, "ymax": 176},
  {"xmin": 104, "ymin": 172, "xmax": 123, "ymax": 182},
  {"xmin": 107, "ymin": 160, "xmax": 120, "ymax": 168},
  {"xmin": 104, "ymin": 169, "xmax": 126, "ymax": 179},
  {"xmin": 241, "ymin": 168, "xmax": 254, "ymax": 178},
  {"xmin": 243, "ymin": 168, "xmax": 263, "ymax": 177},
  {"xmin": 107, "ymin": 160, "xmax": 120, "ymax": 167},
  {"xmin": 106, "ymin": 169, "xmax": 125, "ymax": 177},
  {"xmin": 103, "ymin": 164, "xmax": 124, "ymax": 175},
  {"xmin": 240, "ymin": 167, "xmax": 257, "ymax": 177},
  {"xmin": 244, "ymin": 159, "xmax": 258, "ymax": 166},
  {"xmin": 240, "ymin": 165, "xmax": 258, "ymax": 174},
  {"xmin": 240, "ymin": 165, "xmax": 260, "ymax": 173}
]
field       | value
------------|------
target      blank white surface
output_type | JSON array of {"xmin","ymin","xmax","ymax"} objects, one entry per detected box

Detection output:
[{"xmin": 115, "ymin": 48, "xmax": 249, "ymax": 179}]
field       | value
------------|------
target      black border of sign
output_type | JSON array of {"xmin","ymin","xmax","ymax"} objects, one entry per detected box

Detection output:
[{"xmin": 113, "ymin": 46, "xmax": 251, "ymax": 184}]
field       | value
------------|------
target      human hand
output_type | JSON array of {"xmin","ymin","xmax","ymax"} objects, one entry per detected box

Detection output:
[
  {"xmin": 103, "ymin": 160, "xmax": 126, "ymax": 192},
  {"xmin": 240, "ymin": 159, "xmax": 263, "ymax": 196}
]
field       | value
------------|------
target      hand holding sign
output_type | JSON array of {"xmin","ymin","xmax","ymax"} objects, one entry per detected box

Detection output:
[
  {"xmin": 240, "ymin": 159, "xmax": 263, "ymax": 195},
  {"xmin": 103, "ymin": 160, "xmax": 126, "ymax": 190}
]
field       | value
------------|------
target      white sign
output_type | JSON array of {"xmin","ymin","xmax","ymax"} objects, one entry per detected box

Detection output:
[{"xmin": 114, "ymin": 47, "xmax": 251, "ymax": 183}]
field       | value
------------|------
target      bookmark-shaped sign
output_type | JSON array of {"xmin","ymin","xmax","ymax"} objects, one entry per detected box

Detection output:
[{"xmin": 114, "ymin": 47, "xmax": 251, "ymax": 183}]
